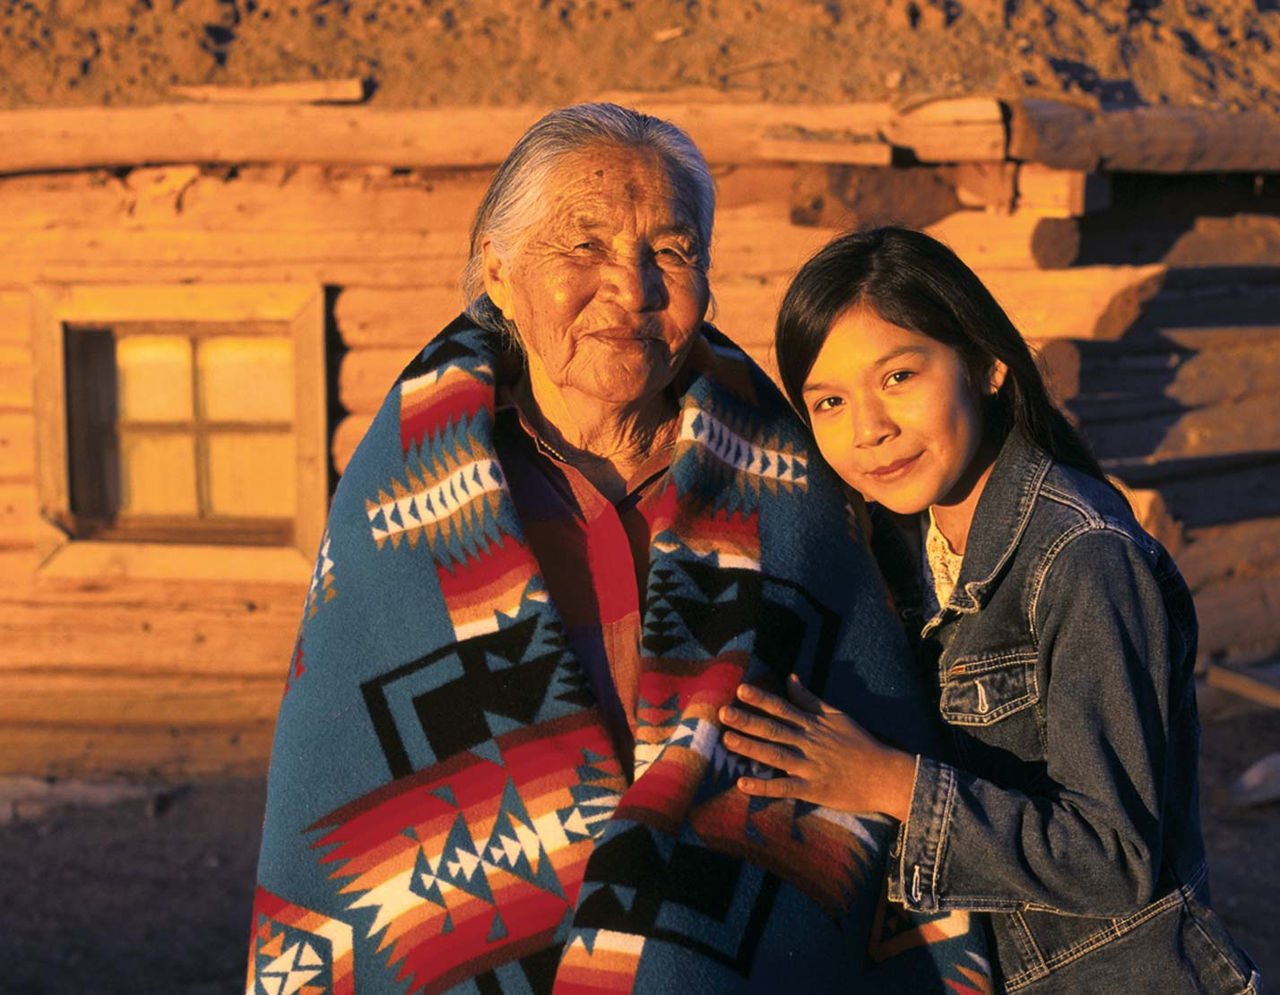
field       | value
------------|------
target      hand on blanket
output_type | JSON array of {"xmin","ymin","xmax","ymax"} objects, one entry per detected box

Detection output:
[{"xmin": 719, "ymin": 674, "xmax": 916, "ymax": 821}]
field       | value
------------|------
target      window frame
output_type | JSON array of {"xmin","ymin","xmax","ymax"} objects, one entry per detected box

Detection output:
[{"xmin": 32, "ymin": 283, "xmax": 327, "ymax": 582}]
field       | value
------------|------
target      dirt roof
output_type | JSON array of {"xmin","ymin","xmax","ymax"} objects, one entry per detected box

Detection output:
[{"xmin": 3, "ymin": 0, "xmax": 1279, "ymax": 114}]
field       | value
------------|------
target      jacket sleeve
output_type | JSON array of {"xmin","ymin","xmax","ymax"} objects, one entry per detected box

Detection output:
[{"xmin": 892, "ymin": 526, "xmax": 1196, "ymax": 916}]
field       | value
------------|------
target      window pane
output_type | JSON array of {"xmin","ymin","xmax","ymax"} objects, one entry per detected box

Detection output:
[
  {"xmin": 198, "ymin": 337, "xmax": 295, "ymax": 423},
  {"xmin": 119, "ymin": 432, "xmax": 198, "ymax": 516},
  {"xmin": 206, "ymin": 431, "xmax": 297, "ymax": 518},
  {"xmin": 116, "ymin": 336, "xmax": 193, "ymax": 422}
]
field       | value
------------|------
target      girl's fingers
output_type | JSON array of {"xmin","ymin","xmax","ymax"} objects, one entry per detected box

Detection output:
[
  {"xmin": 722, "ymin": 730, "xmax": 803, "ymax": 771},
  {"xmin": 720, "ymin": 704, "xmax": 804, "ymax": 745}
]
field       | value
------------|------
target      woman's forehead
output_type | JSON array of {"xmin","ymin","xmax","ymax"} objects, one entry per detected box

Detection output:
[{"xmin": 540, "ymin": 146, "xmax": 698, "ymax": 229}]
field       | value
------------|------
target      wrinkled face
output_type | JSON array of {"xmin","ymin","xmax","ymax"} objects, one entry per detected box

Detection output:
[
  {"xmin": 802, "ymin": 306, "xmax": 1004, "ymax": 515},
  {"xmin": 483, "ymin": 145, "xmax": 710, "ymax": 405}
]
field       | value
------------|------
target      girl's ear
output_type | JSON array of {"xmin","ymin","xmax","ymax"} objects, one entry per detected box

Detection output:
[
  {"xmin": 481, "ymin": 240, "xmax": 514, "ymax": 319},
  {"xmin": 986, "ymin": 359, "xmax": 1009, "ymax": 396}
]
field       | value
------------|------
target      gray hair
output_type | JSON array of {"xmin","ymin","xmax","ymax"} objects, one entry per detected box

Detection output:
[{"xmin": 462, "ymin": 102, "xmax": 715, "ymax": 325}]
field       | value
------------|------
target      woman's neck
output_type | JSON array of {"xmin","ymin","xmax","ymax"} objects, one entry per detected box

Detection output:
[{"xmin": 517, "ymin": 370, "xmax": 679, "ymax": 501}]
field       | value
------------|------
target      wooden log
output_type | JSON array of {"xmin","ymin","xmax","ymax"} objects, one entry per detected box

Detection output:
[
  {"xmin": 0, "ymin": 723, "xmax": 274, "ymax": 779},
  {"xmin": 0, "ymin": 671, "xmax": 283, "ymax": 726},
  {"xmin": 1008, "ymin": 98, "xmax": 1280, "ymax": 173},
  {"xmin": 883, "ymin": 97, "xmax": 1007, "ymax": 163},
  {"xmin": 172, "ymin": 78, "xmax": 367, "ymax": 104},
  {"xmin": 926, "ymin": 211, "xmax": 1080, "ymax": 268},
  {"xmin": 1195, "ymin": 571, "xmax": 1280, "ymax": 666},
  {"xmin": 949, "ymin": 162, "xmax": 1017, "ymax": 213},
  {"xmin": 0, "ymin": 291, "xmax": 29, "ymax": 345},
  {"xmin": 334, "ymin": 287, "xmax": 466, "ymax": 348},
  {"xmin": 1107, "ymin": 454, "xmax": 1280, "ymax": 531},
  {"xmin": 1038, "ymin": 329, "xmax": 1280, "ymax": 408},
  {"xmin": 0, "ymin": 482, "xmax": 38, "ymax": 545},
  {"xmin": 0, "ymin": 102, "xmax": 901, "ymax": 175},
  {"xmin": 990, "ymin": 264, "xmax": 1168, "ymax": 341},
  {"xmin": 695, "ymin": 265, "xmax": 1171, "ymax": 382},
  {"xmin": 332, "ymin": 413, "xmax": 375, "ymax": 475},
  {"xmin": 1082, "ymin": 393, "xmax": 1280, "ymax": 464},
  {"xmin": 713, "ymin": 202, "xmax": 843, "ymax": 278},
  {"xmin": 0, "ymin": 104, "xmax": 544, "ymax": 174},
  {"xmin": 1006, "ymin": 98, "xmax": 1101, "ymax": 171},
  {"xmin": 0, "ymin": 572, "xmax": 305, "ymax": 609},
  {"xmin": 754, "ymin": 136, "xmax": 891, "ymax": 166},
  {"xmin": 1204, "ymin": 664, "xmax": 1280, "ymax": 710},
  {"xmin": 0, "ymin": 345, "xmax": 34, "ymax": 410},
  {"xmin": 1100, "ymin": 107, "xmax": 1280, "ymax": 173},
  {"xmin": 1179, "ymin": 517, "xmax": 1280, "ymax": 591},
  {"xmin": 339, "ymin": 346, "xmax": 423, "ymax": 413},
  {"xmin": 0, "ymin": 165, "xmax": 491, "ymax": 234},
  {"xmin": 1015, "ymin": 164, "xmax": 1111, "ymax": 217},
  {"xmin": 0, "ymin": 600, "xmax": 296, "ymax": 673},
  {"xmin": 0, "ymin": 413, "xmax": 35, "ymax": 480},
  {"xmin": 0, "ymin": 228, "xmax": 467, "ymax": 269}
]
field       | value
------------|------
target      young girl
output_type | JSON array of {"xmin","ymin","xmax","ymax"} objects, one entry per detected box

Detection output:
[{"xmin": 719, "ymin": 227, "xmax": 1260, "ymax": 993}]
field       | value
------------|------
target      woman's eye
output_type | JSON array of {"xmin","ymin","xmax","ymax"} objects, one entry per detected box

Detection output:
[
  {"xmin": 655, "ymin": 245, "xmax": 692, "ymax": 264},
  {"xmin": 885, "ymin": 370, "xmax": 915, "ymax": 387},
  {"xmin": 812, "ymin": 396, "xmax": 844, "ymax": 413}
]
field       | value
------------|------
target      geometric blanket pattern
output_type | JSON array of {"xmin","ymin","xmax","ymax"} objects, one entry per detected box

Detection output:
[{"xmin": 248, "ymin": 316, "xmax": 991, "ymax": 993}]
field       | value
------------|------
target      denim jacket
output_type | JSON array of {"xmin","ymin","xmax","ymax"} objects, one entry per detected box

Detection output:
[{"xmin": 875, "ymin": 431, "xmax": 1260, "ymax": 994}]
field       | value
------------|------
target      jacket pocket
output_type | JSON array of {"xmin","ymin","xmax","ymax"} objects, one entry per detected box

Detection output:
[{"xmin": 940, "ymin": 650, "xmax": 1039, "ymax": 726}]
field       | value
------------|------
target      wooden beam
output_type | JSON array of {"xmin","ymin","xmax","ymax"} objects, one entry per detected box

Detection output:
[{"xmin": 171, "ymin": 78, "xmax": 366, "ymax": 104}]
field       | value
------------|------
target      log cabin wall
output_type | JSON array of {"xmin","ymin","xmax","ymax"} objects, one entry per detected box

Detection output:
[{"xmin": 2, "ymin": 96, "xmax": 1278, "ymax": 778}]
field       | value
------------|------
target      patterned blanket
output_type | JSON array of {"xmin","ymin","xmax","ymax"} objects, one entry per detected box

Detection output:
[{"xmin": 247, "ymin": 316, "xmax": 991, "ymax": 993}]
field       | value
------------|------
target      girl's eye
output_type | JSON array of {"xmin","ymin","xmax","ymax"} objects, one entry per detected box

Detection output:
[
  {"xmin": 885, "ymin": 370, "xmax": 915, "ymax": 387},
  {"xmin": 812, "ymin": 395, "xmax": 844, "ymax": 413}
]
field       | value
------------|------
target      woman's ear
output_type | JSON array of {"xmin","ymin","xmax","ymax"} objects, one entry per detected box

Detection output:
[
  {"xmin": 987, "ymin": 359, "xmax": 1009, "ymax": 396},
  {"xmin": 481, "ymin": 240, "xmax": 514, "ymax": 319}
]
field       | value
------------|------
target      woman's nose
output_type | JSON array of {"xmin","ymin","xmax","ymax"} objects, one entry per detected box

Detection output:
[{"xmin": 603, "ymin": 254, "xmax": 668, "ymax": 311}]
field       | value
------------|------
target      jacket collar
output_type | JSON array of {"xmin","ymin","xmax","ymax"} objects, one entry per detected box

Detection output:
[{"xmin": 944, "ymin": 430, "xmax": 1051, "ymax": 615}]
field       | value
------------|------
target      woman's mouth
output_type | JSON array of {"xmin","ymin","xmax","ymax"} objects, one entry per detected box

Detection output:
[{"xmin": 866, "ymin": 454, "xmax": 921, "ymax": 481}]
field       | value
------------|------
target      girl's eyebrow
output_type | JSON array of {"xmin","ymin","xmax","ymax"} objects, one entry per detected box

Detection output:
[{"xmin": 802, "ymin": 345, "xmax": 930, "ymax": 395}]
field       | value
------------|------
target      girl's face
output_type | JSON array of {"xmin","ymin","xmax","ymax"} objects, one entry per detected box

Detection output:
[{"xmin": 801, "ymin": 306, "xmax": 1005, "ymax": 517}]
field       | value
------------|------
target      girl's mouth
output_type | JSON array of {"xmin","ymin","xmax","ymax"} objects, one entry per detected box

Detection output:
[{"xmin": 866, "ymin": 453, "xmax": 921, "ymax": 481}]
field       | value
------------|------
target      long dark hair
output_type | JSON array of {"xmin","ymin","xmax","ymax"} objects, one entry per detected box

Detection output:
[{"xmin": 775, "ymin": 226, "xmax": 1111, "ymax": 486}]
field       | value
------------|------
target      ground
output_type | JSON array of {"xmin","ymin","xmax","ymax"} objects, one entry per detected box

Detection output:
[
  {"xmin": 1, "ymin": 679, "xmax": 1275, "ymax": 993},
  {"xmin": 3, "ymin": 0, "xmax": 1280, "ymax": 114}
]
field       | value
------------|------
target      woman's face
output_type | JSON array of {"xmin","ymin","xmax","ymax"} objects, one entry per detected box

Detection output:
[
  {"xmin": 483, "ymin": 145, "xmax": 710, "ymax": 407},
  {"xmin": 801, "ymin": 306, "xmax": 1004, "ymax": 516}
]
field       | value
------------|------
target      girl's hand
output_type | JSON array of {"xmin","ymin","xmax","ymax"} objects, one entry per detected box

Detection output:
[{"xmin": 718, "ymin": 674, "xmax": 917, "ymax": 821}]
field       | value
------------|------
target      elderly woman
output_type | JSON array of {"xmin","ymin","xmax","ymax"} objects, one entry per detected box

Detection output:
[{"xmin": 247, "ymin": 104, "xmax": 987, "ymax": 993}]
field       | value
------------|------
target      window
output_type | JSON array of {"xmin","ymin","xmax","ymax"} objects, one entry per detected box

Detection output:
[{"xmin": 33, "ymin": 285, "xmax": 326, "ymax": 581}]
